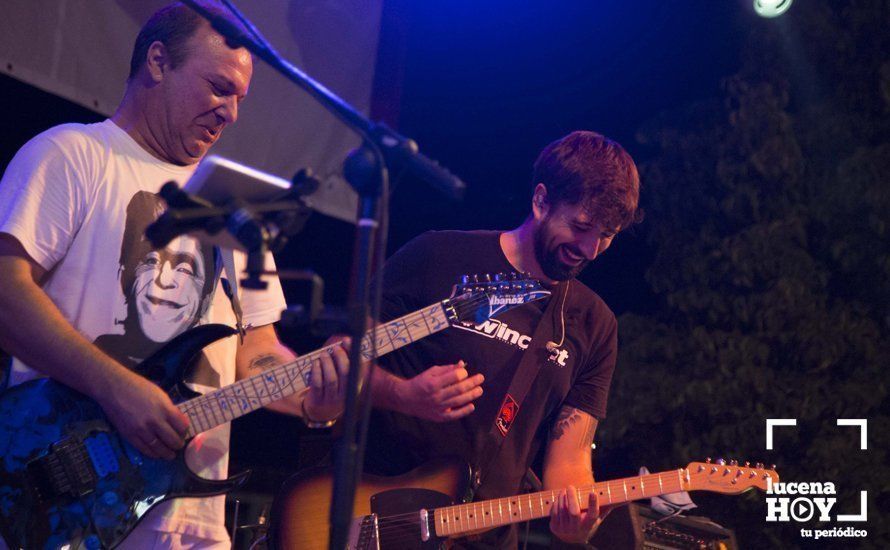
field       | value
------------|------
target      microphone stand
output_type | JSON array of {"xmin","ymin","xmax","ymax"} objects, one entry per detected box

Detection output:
[{"xmin": 179, "ymin": 3, "xmax": 466, "ymax": 549}]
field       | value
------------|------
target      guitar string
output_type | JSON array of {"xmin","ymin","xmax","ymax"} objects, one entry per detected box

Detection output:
[
  {"xmin": 175, "ymin": 292, "xmax": 498, "ymax": 429},
  {"xmin": 368, "ymin": 464, "xmax": 768, "ymax": 536},
  {"xmin": 364, "ymin": 472, "xmax": 688, "ymax": 535}
]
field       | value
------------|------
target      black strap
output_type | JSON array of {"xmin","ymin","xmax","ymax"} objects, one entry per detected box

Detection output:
[{"xmin": 471, "ymin": 281, "xmax": 567, "ymax": 494}]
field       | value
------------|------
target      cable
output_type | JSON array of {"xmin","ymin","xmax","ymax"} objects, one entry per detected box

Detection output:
[{"xmin": 545, "ymin": 280, "xmax": 570, "ymax": 353}]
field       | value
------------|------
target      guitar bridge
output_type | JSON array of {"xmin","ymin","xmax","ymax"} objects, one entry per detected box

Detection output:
[
  {"xmin": 27, "ymin": 435, "xmax": 100, "ymax": 501},
  {"xmin": 348, "ymin": 513, "xmax": 380, "ymax": 550}
]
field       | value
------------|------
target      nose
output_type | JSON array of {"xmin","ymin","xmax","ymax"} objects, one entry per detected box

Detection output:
[
  {"xmin": 155, "ymin": 261, "xmax": 177, "ymax": 289},
  {"xmin": 578, "ymin": 236, "xmax": 603, "ymax": 261},
  {"xmin": 216, "ymin": 96, "xmax": 238, "ymax": 125}
]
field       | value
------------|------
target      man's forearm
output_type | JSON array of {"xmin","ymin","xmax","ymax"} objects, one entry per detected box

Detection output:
[
  {"xmin": 369, "ymin": 366, "xmax": 406, "ymax": 412},
  {"xmin": 0, "ymin": 257, "xmax": 139, "ymax": 401}
]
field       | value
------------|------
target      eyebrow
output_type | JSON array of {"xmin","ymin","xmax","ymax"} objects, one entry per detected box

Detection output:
[{"xmin": 210, "ymin": 76, "xmax": 247, "ymax": 101}]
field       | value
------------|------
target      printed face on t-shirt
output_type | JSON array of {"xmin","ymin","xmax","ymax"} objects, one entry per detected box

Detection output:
[{"xmin": 132, "ymin": 235, "xmax": 206, "ymax": 342}]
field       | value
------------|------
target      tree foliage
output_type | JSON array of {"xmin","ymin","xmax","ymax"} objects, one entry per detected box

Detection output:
[{"xmin": 601, "ymin": 2, "xmax": 889, "ymax": 547}]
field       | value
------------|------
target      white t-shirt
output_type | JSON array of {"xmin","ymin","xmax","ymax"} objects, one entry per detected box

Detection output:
[{"xmin": 0, "ymin": 119, "xmax": 286, "ymax": 542}]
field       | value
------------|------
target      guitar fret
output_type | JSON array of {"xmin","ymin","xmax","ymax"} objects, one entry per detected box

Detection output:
[
  {"xmin": 248, "ymin": 377, "xmax": 263, "ymax": 406},
  {"xmin": 197, "ymin": 401, "xmax": 211, "ymax": 433},
  {"xmin": 173, "ymin": 299, "xmax": 465, "ymax": 439},
  {"xmin": 429, "ymin": 461, "xmax": 776, "ymax": 539}
]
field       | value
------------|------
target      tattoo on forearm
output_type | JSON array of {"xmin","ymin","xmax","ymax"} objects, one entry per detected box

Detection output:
[
  {"xmin": 550, "ymin": 407, "xmax": 581, "ymax": 441},
  {"xmin": 248, "ymin": 354, "xmax": 280, "ymax": 371},
  {"xmin": 550, "ymin": 407, "xmax": 598, "ymax": 450},
  {"xmin": 582, "ymin": 415, "xmax": 598, "ymax": 451}
]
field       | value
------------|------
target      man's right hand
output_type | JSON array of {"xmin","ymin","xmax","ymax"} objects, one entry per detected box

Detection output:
[
  {"xmin": 98, "ymin": 372, "xmax": 189, "ymax": 460},
  {"xmin": 393, "ymin": 361, "xmax": 484, "ymax": 422}
]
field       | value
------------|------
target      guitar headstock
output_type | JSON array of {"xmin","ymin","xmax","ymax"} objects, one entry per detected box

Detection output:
[
  {"xmin": 446, "ymin": 272, "xmax": 550, "ymax": 325},
  {"xmin": 685, "ymin": 458, "xmax": 779, "ymax": 494}
]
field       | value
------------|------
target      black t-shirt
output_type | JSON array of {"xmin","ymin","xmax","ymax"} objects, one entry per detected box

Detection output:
[{"xmin": 365, "ymin": 230, "xmax": 617, "ymax": 546}]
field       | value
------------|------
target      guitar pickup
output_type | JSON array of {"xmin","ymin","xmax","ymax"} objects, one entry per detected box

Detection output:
[{"xmin": 27, "ymin": 436, "xmax": 98, "ymax": 501}]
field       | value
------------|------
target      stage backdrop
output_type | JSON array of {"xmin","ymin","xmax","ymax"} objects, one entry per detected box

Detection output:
[{"xmin": 0, "ymin": 0, "xmax": 383, "ymax": 223}]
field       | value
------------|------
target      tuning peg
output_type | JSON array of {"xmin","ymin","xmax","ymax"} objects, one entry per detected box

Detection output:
[
  {"xmin": 481, "ymin": 273, "xmax": 492, "ymax": 282},
  {"xmin": 494, "ymin": 273, "xmax": 504, "ymax": 282},
  {"xmin": 716, "ymin": 458, "xmax": 726, "ymax": 466},
  {"xmin": 756, "ymin": 462, "xmax": 764, "ymax": 469},
  {"xmin": 460, "ymin": 274, "xmax": 469, "ymax": 285},
  {"xmin": 771, "ymin": 464, "xmax": 776, "ymax": 470},
  {"xmin": 730, "ymin": 459, "xmax": 738, "ymax": 466},
  {"xmin": 705, "ymin": 457, "xmax": 711, "ymax": 464},
  {"xmin": 744, "ymin": 461, "xmax": 750, "ymax": 467}
]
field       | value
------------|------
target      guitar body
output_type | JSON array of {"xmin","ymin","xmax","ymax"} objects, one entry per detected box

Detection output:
[
  {"xmin": 270, "ymin": 459, "xmax": 472, "ymax": 550},
  {"xmin": 0, "ymin": 324, "xmax": 249, "ymax": 550}
]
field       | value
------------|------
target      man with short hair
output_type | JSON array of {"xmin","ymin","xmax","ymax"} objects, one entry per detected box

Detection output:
[
  {"xmin": 0, "ymin": 3, "xmax": 346, "ymax": 547},
  {"xmin": 366, "ymin": 131, "xmax": 641, "ymax": 547}
]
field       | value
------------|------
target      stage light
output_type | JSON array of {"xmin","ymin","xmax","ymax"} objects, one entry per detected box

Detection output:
[{"xmin": 754, "ymin": 0, "xmax": 793, "ymax": 18}]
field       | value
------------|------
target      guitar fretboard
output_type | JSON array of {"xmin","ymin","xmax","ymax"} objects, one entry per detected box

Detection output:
[
  {"xmin": 434, "ymin": 469, "xmax": 689, "ymax": 537},
  {"xmin": 178, "ymin": 302, "xmax": 451, "ymax": 438}
]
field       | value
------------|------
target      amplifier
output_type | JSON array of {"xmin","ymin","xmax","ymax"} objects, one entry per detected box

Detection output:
[{"xmin": 588, "ymin": 503, "xmax": 738, "ymax": 550}]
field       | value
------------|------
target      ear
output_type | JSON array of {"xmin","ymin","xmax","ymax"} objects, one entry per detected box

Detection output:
[
  {"xmin": 531, "ymin": 183, "xmax": 549, "ymax": 221},
  {"xmin": 144, "ymin": 40, "xmax": 170, "ymax": 83}
]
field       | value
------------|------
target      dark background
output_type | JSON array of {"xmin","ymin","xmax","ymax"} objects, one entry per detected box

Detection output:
[{"xmin": 1, "ymin": 0, "xmax": 886, "ymax": 547}]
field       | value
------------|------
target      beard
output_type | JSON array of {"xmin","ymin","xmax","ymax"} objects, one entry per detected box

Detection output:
[{"xmin": 533, "ymin": 220, "xmax": 589, "ymax": 281}]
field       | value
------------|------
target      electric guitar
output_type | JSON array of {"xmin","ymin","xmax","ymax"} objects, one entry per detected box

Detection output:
[
  {"xmin": 0, "ymin": 274, "xmax": 548, "ymax": 550},
  {"xmin": 270, "ymin": 458, "xmax": 779, "ymax": 549}
]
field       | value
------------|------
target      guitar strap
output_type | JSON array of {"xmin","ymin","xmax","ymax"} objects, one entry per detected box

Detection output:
[
  {"xmin": 471, "ymin": 280, "xmax": 567, "ymax": 496},
  {"xmin": 220, "ymin": 247, "xmax": 247, "ymax": 343}
]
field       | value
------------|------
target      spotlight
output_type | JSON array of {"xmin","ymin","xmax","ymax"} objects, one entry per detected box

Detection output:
[{"xmin": 754, "ymin": 0, "xmax": 793, "ymax": 18}]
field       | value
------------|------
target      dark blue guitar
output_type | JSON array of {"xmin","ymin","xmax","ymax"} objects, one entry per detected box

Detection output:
[{"xmin": 0, "ymin": 275, "xmax": 548, "ymax": 549}]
